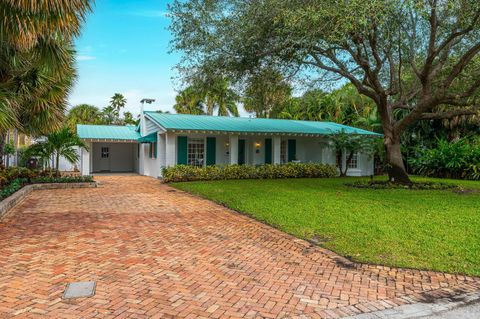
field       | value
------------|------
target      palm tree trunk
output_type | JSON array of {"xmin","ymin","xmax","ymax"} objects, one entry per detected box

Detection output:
[
  {"xmin": 0, "ymin": 131, "xmax": 5, "ymax": 166},
  {"xmin": 55, "ymin": 152, "xmax": 60, "ymax": 177}
]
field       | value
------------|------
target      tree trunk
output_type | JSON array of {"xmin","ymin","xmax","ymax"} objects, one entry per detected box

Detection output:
[
  {"xmin": 55, "ymin": 152, "xmax": 60, "ymax": 177},
  {"xmin": 0, "ymin": 131, "xmax": 5, "ymax": 166},
  {"xmin": 385, "ymin": 137, "xmax": 411, "ymax": 184}
]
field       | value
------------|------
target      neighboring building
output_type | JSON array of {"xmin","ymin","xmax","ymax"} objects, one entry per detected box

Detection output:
[
  {"xmin": 3, "ymin": 129, "xmax": 34, "ymax": 167},
  {"xmin": 77, "ymin": 112, "xmax": 381, "ymax": 177}
]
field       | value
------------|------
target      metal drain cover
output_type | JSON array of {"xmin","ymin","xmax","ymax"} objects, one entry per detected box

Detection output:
[{"xmin": 63, "ymin": 281, "xmax": 96, "ymax": 299}]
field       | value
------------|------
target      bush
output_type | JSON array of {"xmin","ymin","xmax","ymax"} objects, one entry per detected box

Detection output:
[
  {"xmin": 0, "ymin": 178, "xmax": 29, "ymax": 199},
  {"xmin": 32, "ymin": 176, "xmax": 93, "ymax": 184},
  {"xmin": 408, "ymin": 139, "xmax": 480, "ymax": 180},
  {"xmin": 0, "ymin": 167, "xmax": 94, "ymax": 200},
  {"xmin": 162, "ymin": 163, "xmax": 338, "ymax": 183}
]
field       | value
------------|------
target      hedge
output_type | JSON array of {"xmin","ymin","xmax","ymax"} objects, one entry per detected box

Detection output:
[{"xmin": 162, "ymin": 163, "xmax": 338, "ymax": 183}]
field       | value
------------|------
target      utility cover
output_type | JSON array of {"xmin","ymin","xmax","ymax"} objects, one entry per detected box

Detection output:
[{"xmin": 63, "ymin": 281, "xmax": 96, "ymax": 299}]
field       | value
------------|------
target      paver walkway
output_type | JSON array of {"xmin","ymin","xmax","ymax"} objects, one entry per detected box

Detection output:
[{"xmin": 0, "ymin": 175, "xmax": 478, "ymax": 319}]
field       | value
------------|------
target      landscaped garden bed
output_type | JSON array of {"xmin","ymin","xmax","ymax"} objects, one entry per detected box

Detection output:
[
  {"xmin": 0, "ymin": 167, "xmax": 94, "ymax": 201},
  {"xmin": 171, "ymin": 176, "xmax": 480, "ymax": 276},
  {"xmin": 345, "ymin": 180, "xmax": 458, "ymax": 190},
  {"xmin": 162, "ymin": 163, "xmax": 337, "ymax": 182}
]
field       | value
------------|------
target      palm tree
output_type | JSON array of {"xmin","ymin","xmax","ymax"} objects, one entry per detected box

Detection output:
[
  {"xmin": 102, "ymin": 93, "xmax": 127, "ymax": 124},
  {"xmin": 204, "ymin": 79, "xmax": 239, "ymax": 117},
  {"xmin": 110, "ymin": 93, "xmax": 127, "ymax": 112},
  {"xmin": 0, "ymin": 1, "xmax": 92, "ymax": 162},
  {"xmin": 27, "ymin": 127, "xmax": 88, "ymax": 176},
  {"xmin": 66, "ymin": 104, "xmax": 103, "ymax": 130},
  {"xmin": 173, "ymin": 87, "xmax": 205, "ymax": 115}
]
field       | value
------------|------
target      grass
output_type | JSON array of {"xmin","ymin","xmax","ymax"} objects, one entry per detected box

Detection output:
[{"xmin": 171, "ymin": 176, "xmax": 480, "ymax": 276}]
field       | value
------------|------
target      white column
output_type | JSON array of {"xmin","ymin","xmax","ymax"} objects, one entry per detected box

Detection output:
[
  {"xmin": 273, "ymin": 136, "xmax": 281, "ymax": 164},
  {"xmin": 81, "ymin": 142, "xmax": 91, "ymax": 175},
  {"xmin": 139, "ymin": 144, "xmax": 145, "ymax": 175},
  {"xmin": 165, "ymin": 132, "xmax": 176, "ymax": 167},
  {"xmin": 229, "ymin": 135, "xmax": 238, "ymax": 164}
]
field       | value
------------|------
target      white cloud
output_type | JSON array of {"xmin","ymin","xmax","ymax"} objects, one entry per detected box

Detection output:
[{"xmin": 77, "ymin": 55, "xmax": 96, "ymax": 61}]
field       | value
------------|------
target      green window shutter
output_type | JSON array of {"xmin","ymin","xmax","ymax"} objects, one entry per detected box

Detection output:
[
  {"xmin": 206, "ymin": 137, "xmax": 216, "ymax": 166},
  {"xmin": 177, "ymin": 136, "xmax": 188, "ymax": 165},
  {"xmin": 153, "ymin": 142, "xmax": 157, "ymax": 158},
  {"xmin": 264, "ymin": 138, "xmax": 272, "ymax": 164},
  {"xmin": 149, "ymin": 143, "xmax": 153, "ymax": 158},
  {"xmin": 288, "ymin": 139, "xmax": 296, "ymax": 162}
]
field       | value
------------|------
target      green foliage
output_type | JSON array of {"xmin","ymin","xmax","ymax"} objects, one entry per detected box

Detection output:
[
  {"xmin": 163, "ymin": 163, "xmax": 337, "ymax": 183},
  {"xmin": 174, "ymin": 86, "xmax": 206, "ymax": 115},
  {"xmin": 0, "ymin": 167, "xmax": 93, "ymax": 200},
  {"xmin": 66, "ymin": 104, "xmax": 104, "ymax": 130},
  {"xmin": 3, "ymin": 141, "xmax": 15, "ymax": 156},
  {"xmin": 408, "ymin": 139, "xmax": 480, "ymax": 180},
  {"xmin": 243, "ymin": 68, "xmax": 292, "ymax": 118},
  {"xmin": 172, "ymin": 177, "xmax": 480, "ymax": 276},
  {"xmin": 32, "ymin": 175, "xmax": 93, "ymax": 184},
  {"xmin": 0, "ymin": 178, "xmax": 28, "ymax": 200},
  {"xmin": 26, "ymin": 127, "xmax": 87, "ymax": 176},
  {"xmin": 174, "ymin": 76, "xmax": 239, "ymax": 117},
  {"xmin": 331, "ymin": 131, "xmax": 378, "ymax": 176}
]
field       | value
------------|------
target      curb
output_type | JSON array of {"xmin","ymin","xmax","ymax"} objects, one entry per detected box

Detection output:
[
  {"xmin": 345, "ymin": 292, "xmax": 480, "ymax": 318},
  {"xmin": 0, "ymin": 182, "xmax": 97, "ymax": 220}
]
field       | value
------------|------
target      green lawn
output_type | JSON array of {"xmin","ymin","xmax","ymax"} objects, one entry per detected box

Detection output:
[{"xmin": 171, "ymin": 177, "xmax": 480, "ymax": 276}]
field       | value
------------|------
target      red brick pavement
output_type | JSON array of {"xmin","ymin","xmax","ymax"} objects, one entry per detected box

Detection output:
[{"xmin": 0, "ymin": 175, "xmax": 478, "ymax": 318}]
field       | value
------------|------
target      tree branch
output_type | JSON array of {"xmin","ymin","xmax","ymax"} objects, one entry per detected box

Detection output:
[{"xmin": 420, "ymin": 107, "xmax": 479, "ymax": 120}]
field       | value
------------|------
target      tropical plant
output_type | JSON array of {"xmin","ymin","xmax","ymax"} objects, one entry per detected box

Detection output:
[
  {"xmin": 170, "ymin": 0, "xmax": 480, "ymax": 184},
  {"xmin": 3, "ymin": 141, "xmax": 15, "ymax": 168},
  {"xmin": 173, "ymin": 86, "xmax": 206, "ymax": 115},
  {"xmin": 66, "ymin": 104, "xmax": 104, "ymax": 130},
  {"xmin": 408, "ymin": 139, "xmax": 480, "ymax": 180},
  {"xmin": 123, "ymin": 111, "xmax": 138, "ymax": 125},
  {"xmin": 102, "ymin": 93, "xmax": 127, "ymax": 124},
  {"xmin": 243, "ymin": 68, "xmax": 292, "ymax": 118},
  {"xmin": 162, "ymin": 163, "xmax": 337, "ymax": 183},
  {"xmin": 0, "ymin": 0, "xmax": 92, "ymax": 163},
  {"xmin": 26, "ymin": 127, "xmax": 88, "ymax": 177},
  {"xmin": 331, "ymin": 131, "xmax": 377, "ymax": 177},
  {"xmin": 203, "ymin": 78, "xmax": 239, "ymax": 116}
]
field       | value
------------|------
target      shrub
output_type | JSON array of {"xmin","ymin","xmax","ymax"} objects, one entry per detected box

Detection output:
[
  {"xmin": 0, "ymin": 178, "xmax": 28, "ymax": 199},
  {"xmin": 162, "ymin": 163, "xmax": 338, "ymax": 183},
  {"xmin": 0, "ymin": 167, "xmax": 94, "ymax": 200},
  {"xmin": 408, "ymin": 139, "xmax": 480, "ymax": 180},
  {"xmin": 32, "ymin": 175, "xmax": 93, "ymax": 184}
]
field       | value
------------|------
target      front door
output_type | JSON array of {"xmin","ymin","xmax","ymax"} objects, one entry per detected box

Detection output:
[
  {"xmin": 238, "ymin": 139, "xmax": 246, "ymax": 165},
  {"xmin": 100, "ymin": 146, "xmax": 110, "ymax": 171}
]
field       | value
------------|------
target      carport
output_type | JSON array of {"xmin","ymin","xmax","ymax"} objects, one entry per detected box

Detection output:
[{"xmin": 77, "ymin": 124, "xmax": 140, "ymax": 175}]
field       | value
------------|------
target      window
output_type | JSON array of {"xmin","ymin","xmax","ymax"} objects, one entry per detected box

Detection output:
[
  {"xmin": 348, "ymin": 152, "xmax": 358, "ymax": 169},
  {"xmin": 280, "ymin": 140, "xmax": 287, "ymax": 164},
  {"xmin": 188, "ymin": 138, "xmax": 205, "ymax": 167},
  {"xmin": 101, "ymin": 147, "xmax": 109, "ymax": 158}
]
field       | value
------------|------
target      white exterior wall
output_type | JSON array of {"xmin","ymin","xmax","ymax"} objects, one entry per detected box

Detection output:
[
  {"xmin": 79, "ymin": 130, "xmax": 375, "ymax": 177},
  {"xmin": 81, "ymin": 143, "xmax": 91, "ymax": 175}
]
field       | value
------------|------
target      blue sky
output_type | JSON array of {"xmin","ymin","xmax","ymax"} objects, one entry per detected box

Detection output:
[{"xmin": 69, "ymin": 0, "xmax": 179, "ymax": 116}]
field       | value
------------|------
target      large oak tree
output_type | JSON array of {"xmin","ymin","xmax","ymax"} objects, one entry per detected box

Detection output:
[{"xmin": 169, "ymin": 0, "xmax": 480, "ymax": 183}]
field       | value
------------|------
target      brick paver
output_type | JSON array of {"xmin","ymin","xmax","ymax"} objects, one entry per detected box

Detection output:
[{"xmin": 0, "ymin": 175, "xmax": 478, "ymax": 319}]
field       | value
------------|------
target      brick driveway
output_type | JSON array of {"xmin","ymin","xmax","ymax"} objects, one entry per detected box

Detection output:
[{"xmin": 0, "ymin": 175, "xmax": 478, "ymax": 319}]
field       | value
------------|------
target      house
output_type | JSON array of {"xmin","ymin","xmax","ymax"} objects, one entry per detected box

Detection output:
[{"xmin": 77, "ymin": 111, "xmax": 381, "ymax": 177}]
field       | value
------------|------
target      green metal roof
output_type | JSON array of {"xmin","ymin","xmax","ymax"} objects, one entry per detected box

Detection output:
[
  {"xmin": 145, "ymin": 112, "xmax": 381, "ymax": 136},
  {"xmin": 77, "ymin": 124, "xmax": 141, "ymax": 141}
]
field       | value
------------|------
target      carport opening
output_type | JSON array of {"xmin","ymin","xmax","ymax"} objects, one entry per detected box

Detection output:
[{"xmin": 91, "ymin": 142, "xmax": 139, "ymax": 173}]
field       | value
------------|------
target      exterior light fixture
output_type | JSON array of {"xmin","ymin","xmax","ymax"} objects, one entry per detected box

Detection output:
[{"xmin": 255, "ymin": 142, "xmax": 261, "ymax": 148}]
